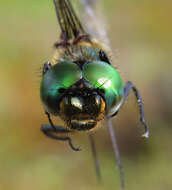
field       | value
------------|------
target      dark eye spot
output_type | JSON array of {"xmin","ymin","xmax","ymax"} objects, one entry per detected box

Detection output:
[
  {"xmin": 58, "ymin": 88, "xmax": 66, "ymax": 93},
  {"xmin": 99, "ymin": 50, "xmax": 111, "ymax": 65},
  {"xmin": 97, "ymin": 88, "xmax": 105, "ymax": 94}
]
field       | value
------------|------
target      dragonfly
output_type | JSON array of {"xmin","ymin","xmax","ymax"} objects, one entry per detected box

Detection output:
[{"xmin": 40, "ymin": 0, "xmax": 149, "ymax": 188}]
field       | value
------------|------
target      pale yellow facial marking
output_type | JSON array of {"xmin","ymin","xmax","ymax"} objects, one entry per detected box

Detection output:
[
  {"xmin": 96, "ymin": 97, "xmax": 106, "ymax": 121},
  {"xmin": 71, "ymin": 97, "xmax": 82, "ymax": 110}
]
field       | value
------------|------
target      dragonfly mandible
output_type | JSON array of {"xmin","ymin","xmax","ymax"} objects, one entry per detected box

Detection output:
[{"xmin": 40, "ymin": 0, "xmax": 149, "ymax": 188}]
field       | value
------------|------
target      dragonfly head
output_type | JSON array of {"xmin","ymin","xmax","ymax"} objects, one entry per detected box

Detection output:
[{"xmin": 40, "ymin": 60, "xmax": 124, "ymax": 131}]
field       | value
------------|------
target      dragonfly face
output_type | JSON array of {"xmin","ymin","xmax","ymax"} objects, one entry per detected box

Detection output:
[
  {"xmin": 59, "ymin": 82, "xmax": 106, "ymax": 131},
  {"xmin": 40, "ymin": 47, "xmax": 123, "ymax": 131}
]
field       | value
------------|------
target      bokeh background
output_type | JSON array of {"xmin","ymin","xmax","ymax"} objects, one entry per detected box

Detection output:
[{"xmin": 1, "ymin": 0, "xmax": 172, "ymax": 189}]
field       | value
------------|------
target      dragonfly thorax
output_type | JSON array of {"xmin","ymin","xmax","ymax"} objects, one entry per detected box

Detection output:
[{"xmin": 52, "ymin": 44, "xmax": 104, "ymax": 66}]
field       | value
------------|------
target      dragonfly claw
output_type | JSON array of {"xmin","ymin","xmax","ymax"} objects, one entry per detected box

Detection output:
[{"xmin": 142, "ymin": 131, "xmax": 149, "ymax": 138}]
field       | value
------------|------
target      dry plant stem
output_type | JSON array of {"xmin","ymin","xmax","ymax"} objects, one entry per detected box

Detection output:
[
  {"xmin": 107, "ymin": 118, "xmax": 125, "ymax": 189},
  {"xmin": 89, "ymin": 133, "xmax": 102, "ymax": 183}
]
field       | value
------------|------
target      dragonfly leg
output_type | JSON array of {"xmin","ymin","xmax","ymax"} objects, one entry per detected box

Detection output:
[
  {"xmin": 107, "ymin": 118, "xmax": 125, "ymax": 188},
  {"xmin": 41, "ymin": 112, "xmax": 81, "ymax": 151},
  {"xmin": 111, "ymin": 81, "xmax": 149, "ymax": 138},
  {"xmin": 88, "ymin": 133, "xmax": 102, "ymax": 183}
]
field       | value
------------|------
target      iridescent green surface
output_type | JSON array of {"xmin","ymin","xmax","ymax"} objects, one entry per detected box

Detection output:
[
  {"xmin": 40, "ymin": 61, "xmax": 82, "ymax": 114},
  {"xmin": 1, "ymin": 0, "xmax": 172, "ymax": 190},
  {"xmin": 83, "ymin": 61, "xmax": 123, "ymax": 111},
  {"xmin": 41, "ymin": 60, "xmax": 123, "ymax": 115}
]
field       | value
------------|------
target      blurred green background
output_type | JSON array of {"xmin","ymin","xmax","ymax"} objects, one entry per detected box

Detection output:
[{"xmin": 1, "ymin": 0, "xmax": 172, "ymax": 189}]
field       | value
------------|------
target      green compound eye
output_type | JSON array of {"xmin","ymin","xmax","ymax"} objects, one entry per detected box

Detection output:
[
  {"xmin": 83, "ymin": 61, "xmax": 124, "ymax": 112},
  {"xmin": 40, "ymin": 61, "xmax": 82, "ymax": 115}
]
